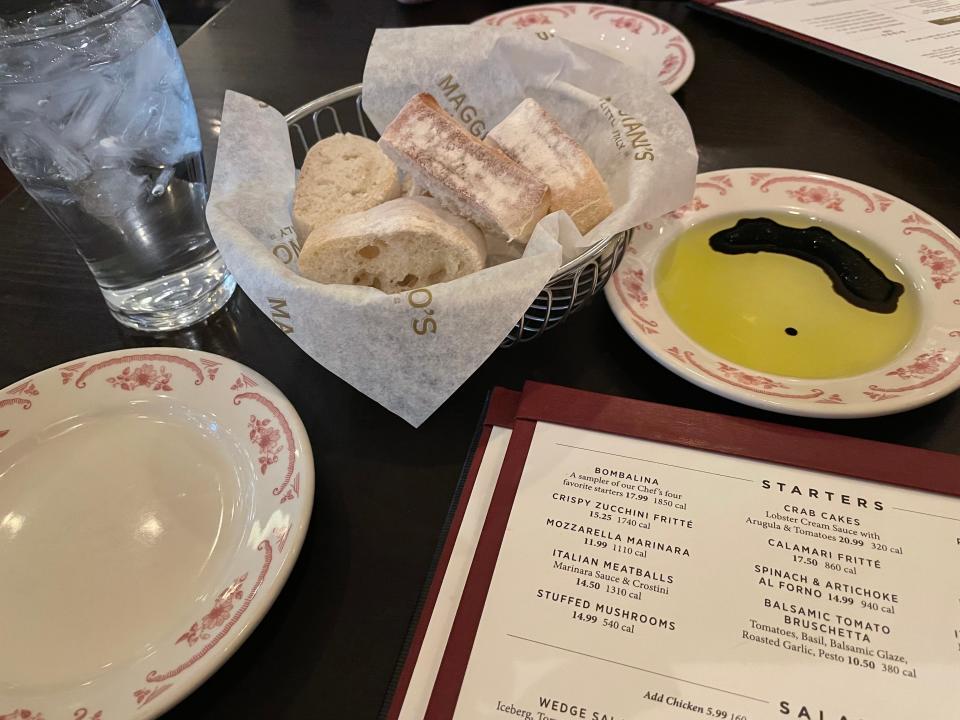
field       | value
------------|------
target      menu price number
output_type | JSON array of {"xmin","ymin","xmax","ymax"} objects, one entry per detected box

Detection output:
[
  {"xmin": 624, "ymin": 491, "xmax": 649, "ymax": 502},
  {"xmin": 838, "ymin": 536, "xmax": 864, "ymax": 547},
  {"xmin": 706, "ymin": 709, "xmax": 747, "ymax": 720},
  {"xmin": 572, "ymin": 611, "xmax": 598, "ymax": 624}
]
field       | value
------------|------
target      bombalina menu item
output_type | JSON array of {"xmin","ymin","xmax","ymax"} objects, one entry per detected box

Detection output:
[{"xmin": 389, "ymin": 383, "xmax": 960, "ymax": 719}]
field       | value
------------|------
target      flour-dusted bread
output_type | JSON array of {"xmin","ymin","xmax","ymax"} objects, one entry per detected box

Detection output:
[
  {"xmin": 292, "ymin": 133, "xmax": 401, "ymax": 242},
  {"xmin": 298, "ymin": 197, "xmax": 487, "ymax": 293},
  {"xmin": 378, "ymin": 93, "xmax": 550, "ymax": 243},
  {"xmin": 485, "ymin": 98, "xmax": 614, "ymax": 234}
]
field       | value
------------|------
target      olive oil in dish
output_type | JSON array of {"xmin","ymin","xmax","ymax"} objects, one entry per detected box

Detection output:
[{"xmin": 655, "ymin": 212, "xmax": 919, "ymax": 379}]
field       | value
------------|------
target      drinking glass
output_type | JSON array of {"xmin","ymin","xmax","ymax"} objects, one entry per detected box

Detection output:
[{"xmin": 0, "ymin": 0, "xmax": 235, "ymax": 331}]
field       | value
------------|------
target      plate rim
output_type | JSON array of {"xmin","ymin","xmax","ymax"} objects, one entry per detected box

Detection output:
[
  {"xmin": 471, "ymin": 2, "xmax": 696, "ymax": 94},
  {"xmin": 0, "ymin": 346, "xmax": 314, "ymax": 719},
  {"xmin": 605, "ymin": 166, "xmax": 960, "ymax": 419}
]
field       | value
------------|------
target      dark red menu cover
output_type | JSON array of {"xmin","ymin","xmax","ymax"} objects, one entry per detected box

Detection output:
[
  {"xmin": 383, "ymin": 387, "xmax": 520, "ymax": 720},
  {"xmin": 424, "ymin": 381, "xmax": 960, "ymax": 720},
  {"xmin": 692, "ymin": 0, "xmax": 960, "ymax": 100}
]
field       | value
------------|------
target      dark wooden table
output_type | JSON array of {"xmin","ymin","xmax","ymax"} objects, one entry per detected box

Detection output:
[{"xmin": 2, "ymin": 1, "xmax": 959, "ymax": 717}]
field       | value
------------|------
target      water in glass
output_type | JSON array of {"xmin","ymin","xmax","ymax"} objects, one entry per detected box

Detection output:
[{"xmin": 0, "ymin": 0, "xmax": 235, "ymax": 330}]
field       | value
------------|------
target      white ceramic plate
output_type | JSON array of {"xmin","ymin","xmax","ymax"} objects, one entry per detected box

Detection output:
[
  {"xmin": 474, "ymin": 3, "xmax": 695, "ymax": 94},
  {"xmin": 0, "ymin": 348, "xmax": 313, "ymax": 718},
  {"xmin": 606, "ymin": 167, "xmax": 960, "ymax": 418}
]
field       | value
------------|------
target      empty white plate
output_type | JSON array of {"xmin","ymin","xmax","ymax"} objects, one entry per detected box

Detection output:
[{"xmin": 0, "ymin": 348, "xmax": 313, "ymax": 718}]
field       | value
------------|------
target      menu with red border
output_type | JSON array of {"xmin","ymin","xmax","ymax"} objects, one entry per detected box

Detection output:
[
  {"xmin": 423, "ymin": 382, "xmax": 960, "ymax": 720},
  {"xmin": 693, "ymin": 0, "xmax": 960, "ymax": 99}
]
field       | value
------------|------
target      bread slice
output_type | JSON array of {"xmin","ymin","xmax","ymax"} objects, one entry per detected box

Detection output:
[
  {"xmin": 298, "ymin": 197, "xmax": 487, "ymax": 293},
  {"xmin": 485, "ymin": 98, "xmax": 614, "ymax": 234},
  {"xmin": 292, "ymin": 133, "xmax": 401, "ymax": 242},
  {"xmin": 378, "ymin": 93, "xmax": 550, "ymax": 243}
]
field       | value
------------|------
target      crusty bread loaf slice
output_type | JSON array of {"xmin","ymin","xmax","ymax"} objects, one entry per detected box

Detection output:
[
  {"xmin": 486, "ymin": 98, "xmax": 614, "ymax": 235},
  {"xmin": 298, "ymin": 197, "xmax": 486, "ymax": 294},
  {"xmin": 378, "ymin": 93, "xmax": 550, "ymax": 243},
  {"xmin": 292, "ymin": 133, "xmax": 401, "ymax": 242}
]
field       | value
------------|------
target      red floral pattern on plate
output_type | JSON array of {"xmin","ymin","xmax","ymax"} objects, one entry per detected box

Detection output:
[
  {"xmin": 786, "ymin": 185, "xmax": 845, "ymax": 212},
  {"xmin": 668, "ymin": 196, "xmax": 708, "ymax": 218},
  {"xmin": 918, "ymin": 244, "xmax": 957, "ymax": 288},
  {"xmin": 666, "ymin": 348, "xmax": 827, "ymax": 400},
  {"xmin": 75, "ymin": 353, "xmax": 203, "ymax": 388},
  {"xmin": 106, "ymin": 364, "xmax": 173, "ymax": 392},
  {"xmin": 659, "ymin": 52, "xmax": 680, "ymax": 78},
  {"xmin": 612, "ymin": 269, "xmax": 658, "ymax": 335},
  {"xmin": 865, "ymin": 349, "xmax": 960, "ymax": 399},
  {"xmin": 660, "ymin": 35, "xmax": 690, "ymax": 85},
  {"xmin": 144, "ymin": 540, "xmax": 273, "ymax": 684},
  {"xmin": 60, "ymin": 361, "xmax": 86, "ymax": 385},
  {"xmin": 873, "ymin": 194, "xmax": 893, "ymax": 212},
  {"xmin": 760, "ymin": 176, "xmax": 878, "ymax": 213},
  {"xmin": 72, "ymin": 710, "xmax": 102, "ymax": 719},
  {"xmin": 177, "ymin": 575, "xmax": 248, "ymax": 647},
  {"xmin": 589, "ymin": 6, "xmax": 668, "ymax": 34},
  {"xmin": 200, "ymin": 358, "xmax": 222, "ymax": 381},
  {"xmin": 249, "ymin": 416, "xmax": 282, "ymax": 474},
  {"xmin": 279, "ymin": 473, "xmax": 302, "ymax": 505},
  {"xmin": 234, "ymin": 393, "xmax": 298, "ymax": 500},
  {"xmin": 230, "ymin": 374, "xmax": 259, "ymax": 391},
  {"xmin": 886, "ymin": 350, "xmax": 946, "ymax": 380},
  {"xmin": 1, "ymin": 711, "xmax": 44, "ymax": 720},
  {"xmin": 483, "ymin": 5, "xmax": 575, "ymax": 26},
  {"xmin": 715, "ymin": 363, "xmax": 788, "ymax": 391},
  {"xmin": 906, "ymin": 226, "xmax": 960, "ymax": 289},
  {"xmin": 902, "ymin": 212, "xmax": 930, "ymax": 225},
  {"xmin": 513, "ymin": 11, "xmax": 552, "ymax": 27},
  {"xmin": 610, "ymin": 15, "xmax": 652, "ymax": 34},
  {"xmin": 619, "ymin": 268, "xmax": 648, "ymax": 309},
  {"xmin": 6, "ymin": 381, "xmax": 39, "ymax": 397}
]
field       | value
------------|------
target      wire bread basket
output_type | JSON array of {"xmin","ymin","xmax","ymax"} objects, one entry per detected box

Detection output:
[{"xmin": 285, "ymin": 84, "xmax": 631, "ymax": 346}]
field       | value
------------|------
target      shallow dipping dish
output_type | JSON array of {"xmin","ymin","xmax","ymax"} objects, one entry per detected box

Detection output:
[
  {"xmin": 0, "ymin": 348, "xmax": 313, "ymax": 717},
  {"xmin": 605, "ymin": 168, "xmax": 960, "ymax": 418}
]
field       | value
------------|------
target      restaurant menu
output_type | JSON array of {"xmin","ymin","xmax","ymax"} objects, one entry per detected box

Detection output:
[
  {"xmin": 393, "ymin": 383, "xmax": 960, "ymax": 720},
  {"xmin": 694, "ymin": 0, "xmax": 960, "ymax": 96}
]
